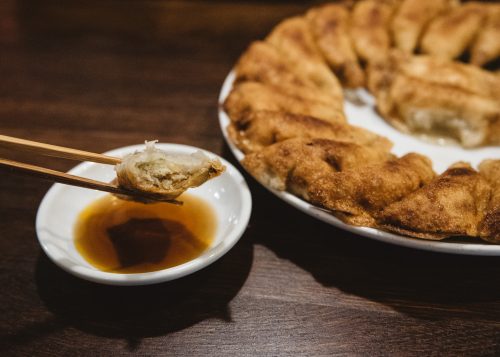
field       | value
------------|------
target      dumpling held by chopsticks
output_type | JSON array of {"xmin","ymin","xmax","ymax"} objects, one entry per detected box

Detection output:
[{"xmin": 115, "ymin": 141, "xmax": 225, "ymax": 200}]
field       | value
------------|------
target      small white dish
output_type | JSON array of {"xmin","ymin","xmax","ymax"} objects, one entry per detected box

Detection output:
[
  {"xmin": 219, "ymin": 71, "xmax": 500, "ymax": 256},
  {"xmin": 36, "ymin": 143, "xmax": 252, "ymax": 285}
]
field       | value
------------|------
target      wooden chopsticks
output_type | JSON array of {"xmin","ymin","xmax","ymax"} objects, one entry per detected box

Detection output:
[
  {"xmin": 0, "ymin": 157, "xmax": 127, "ymax": 195},
  {"xmin": 0, "ymin": 135, "xmax": 179, "ymax": 204},
  {"xmin": 0, "ymin": 134, "xmax": 121, "ymax": 165}
]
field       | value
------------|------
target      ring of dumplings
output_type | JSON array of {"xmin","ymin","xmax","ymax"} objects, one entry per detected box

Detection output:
[{"xmin": 222, "ymin": 0, "xmax": 500, "ymax": 243}]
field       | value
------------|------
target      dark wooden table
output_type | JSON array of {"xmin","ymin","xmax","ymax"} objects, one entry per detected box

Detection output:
[{"xmin": 1, "ymin": 1, "xmax": 500, "ymax": 355}]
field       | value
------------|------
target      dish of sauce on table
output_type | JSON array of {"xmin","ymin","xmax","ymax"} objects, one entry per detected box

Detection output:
[{"xmin": 74, "ymin": 194, "xmax": 216, "ymax": 274}]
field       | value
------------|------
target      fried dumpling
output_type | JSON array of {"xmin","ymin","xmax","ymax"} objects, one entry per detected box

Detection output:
[
  {"xmin": 242, "ymin": 137, "xmax": 394, "ymax": 197},
  {"xmin": 306, "ymin": 4, "xmax": 364, "ymax": 88},
  {"xmin": 223, "ymin": 81, "xmax": 345, "ymax": 124},
  {"xmin": 116, "ymin": 141, "xmax": 225, "ymax": 200},
  {"xmin": 420, "ymin": 3, "xmax": 486, "ymax": 60},
  {"xmin": 395, "ymin": 54, "xmax": 500, "ymax": 100},
  {"xmin": 234, "ymin": 41, "xmax": 337, "ymax": 104},
  {"xmin": 350, "ymin": 0, "xmax": 396, "ymax": 63},
  {"xmin": 479, "ymin": 160, "xmax": 500, "ymax": 243},
  {"xmin": 307, "ymin": 153, "xmax": 435, "ymax": 226},
  {"xmin": 266, "ymin": 16, "xmax": 344, "ymax": 101},
  {"xmin": 228, "ymin": 110, "xmax": 392, "ymax": 154},
  {"xmin": 379, "ymin": 163, "xmax": 491, "ymax": 240},
  {"xmin": 368, "ymin": 52, "xmax": 500, "ymax": 147},
  {"xmin": 470, "ymin": 4, "xmax": 500, "ymax": 67},
  {"xmin": 391, "ymin": 0, "xmax": 457, "ymax": 53},
  {"xmin": 376, "ymin": 75, "xmax": 500, "ymax": 147}
]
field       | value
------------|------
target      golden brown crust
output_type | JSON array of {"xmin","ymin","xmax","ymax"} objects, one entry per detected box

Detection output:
[
  {"xmin": 222, "ymin": 2, "xmax": 500, "ymax": 243},
  {"xmin": 222, "ymin": 81, "xmax": 345, "ymax": 125},
  {"xmin": 470, "ymin": 4, "xmax": 500, "ymax": 67},
  {"xmin": 306, "ymin": 4, "xmax": 364, "ymax": 88},
  {"xmin": 350, "ymin": 0, "xmax": 396, "ymax": 63},
  {"xmin": 228, "ymin": 110, "xmax": 392, "ymax": 154},
  {"xmin": 307, "ymin": 153, "xmax": 435, "ymax": 226},
  {"xmin": 420, "ymin": 3, "xmax": 486, "ymax": 60},
  {"xmin": 379, "ymin": 163, "xmax": 492, "ymax": 239},
  {"xmin": 397, "ymin": 55, "xmax": 500, "ymax": 101},
  {"xmin": 369, "ymin": 50, "xmax": 500, "ymax": 100},
  {"xmin": 391, "ymin": 0, "xmax": 458, "ymax": 53},
  {"xmin": 479, "ymin": 160, "xmax": 500, "ymax": 243},
  {"xmin": 367, "ymin": 51, "xmax": 500, "ymax": 147},
  {"xmin": 242, "ymin": 137, "xmax": 394, "ymax": 199},
  {"xmin": 234, "ymin": 41, "xmax": 337, "ymax": 104},
  {"xmin": 266, "ymin": 16, "xmax": 344, "ymax": 101}
]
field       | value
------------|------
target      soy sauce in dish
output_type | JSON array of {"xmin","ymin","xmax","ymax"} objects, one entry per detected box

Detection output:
[{"xmin": 74, "ymin": 194, "xmax": 216, "ymax": 274}]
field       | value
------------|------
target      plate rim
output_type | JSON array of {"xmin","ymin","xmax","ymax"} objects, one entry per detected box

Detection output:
[
  {"xmin": 218, "ymin": 70, "xmax": 500, "ymax": 256},
  {"xmin": 35, "ymin": 142, "xmax": 253, "ymax": 285}
]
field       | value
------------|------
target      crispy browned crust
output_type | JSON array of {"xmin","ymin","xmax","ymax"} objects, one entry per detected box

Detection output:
[
  {"xmin": 223, "ymin": 81, "xmax": 345, "ymax": 125},
  {"xmin": 234, "ymin": 41, "xmax": 337, "ymax": 104},
  {"xmin": 306, "ymin": 4, "xmax": 365, "ymax": 88},
  {"xmin": 242, "ymin": 137, "xmax": 394, "ymax": 199},
  {"xmin": 227, "ymin": 110, "xmax": 392, "ymax": 154},
  {"xmin": 265, "ymin": 16, "xmax": 344, "ymax": 101},
  {"xmin": 368, "ymin": 50, "xmax": 500, "ymax": 102},
  {"xmin": 307, "ymin": 153, "xmax": 435, "ymax": 226},
  {"xmin": 350, "ymin": 0, "xmax": 397, "ymax": 63},
  {"xmin": 379, "ymin": 163, "xmax": 492, "ymax": 239},
  {"xmin": 222, "ymin": 2, "xmax": 500, "ymax": 243},
  {"xmin": 367, "ymin": 51, "xmax": 500, "ymax": 147},
  {"xmin": 420, "ymin": 3, "xmax": 486, "ymax": 60},
  {"xmin": 479, "ymin": 160, "xmax": 500, "ymax": 243},
  {"xmin": 391, "ymin": 0, "xmax": 458, "ymax": 53},
  {"xmin": 488, "ymin": 119, "xmax": 500, "ymax": 145},
  {"xmin": 470, "ymin": 4, "xmax": 500, "ymax": 67}
]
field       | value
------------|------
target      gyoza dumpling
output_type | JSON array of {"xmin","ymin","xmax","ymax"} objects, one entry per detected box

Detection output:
[
  {"xmin": 395, "ymin": 54, "xmax": 500, "ymax": 100},
  {"xmin": 307, "ymin": 153, "xmax": 435, "ymax": 226},
  {"xmin": 116, "ymin": 141, "xmax": 225, "ymax": 200},
  {"xmin": 479, "ymin": 160, "xmax": 500, "ymax": 243},
  {"xmin": 350, "ymin": 0, "xmax": 396, "ymax": 64},
  {"xmin": 379, "ymin": 163, "xmax": 491, "ymax": 240},
  {"xmin": 420, "ymin": 3, "xmax": 486, "ymax": 60},
  {"xmin": 306, "ymin": 4, "xmax": 364, "ymax": 88},
  {"xmin": 223, "ymin": 81, "xmax": 346, "ymax": 124},
  {"xmin": 470, "ymin": 4, "xmax": 500, "ymax": 67},
  {"xmin": 228, "ymin": 110, "xmax": 392, "ymax": 154},
  {"xmin": 391, "ymin": 0, "xmax": 457, "ymax": 53},
  {"xmin": 367, "ymin": 51, "xmax": 500, "ymax": 147},
  {"xmin": 234, "ymin": 41, "xmax": 337, "ymax": 104},
  {"xmin": 266, "ymin": 16, "xmax": 344, "ymax": 101},
  {"xmin": 242, "ymin": 137, "xmax": 394, "ymax": 198}
]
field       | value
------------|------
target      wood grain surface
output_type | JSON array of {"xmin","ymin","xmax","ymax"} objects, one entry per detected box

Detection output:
[{"xmin": 1, "ymin": 1, "xmax": 500, "ymax": 356}]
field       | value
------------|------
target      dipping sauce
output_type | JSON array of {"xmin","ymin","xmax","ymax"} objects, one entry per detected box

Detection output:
[{"xmin": 74, "ymin": 194, "xmax": 217, "ymax": 274}]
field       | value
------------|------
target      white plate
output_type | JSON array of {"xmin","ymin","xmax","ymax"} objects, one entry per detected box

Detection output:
[
  {"xmin": 218, "ymin": 71, "xmax": 500, "ymax": 256},
  {"xmin": 36, "ymin": 143, "xmax": 252, "ymax": 285}
]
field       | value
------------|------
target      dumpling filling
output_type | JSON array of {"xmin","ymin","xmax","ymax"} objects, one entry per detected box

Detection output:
[
  {"xmin": 404, "ymin": 107, "xmax": 487, "ymax": 147},
  {"xmin": 115, "ymin": 141, "xmax": 225, "ymax": 200}
]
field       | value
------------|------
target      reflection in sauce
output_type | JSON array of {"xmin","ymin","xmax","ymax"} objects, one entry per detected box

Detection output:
[{"xmin": 74, "ymin": 194, "xmax": 216, "ymax": 274}]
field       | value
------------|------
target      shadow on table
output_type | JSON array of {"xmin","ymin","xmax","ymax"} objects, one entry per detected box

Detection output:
[
  {"xmin": 253, "ymin": 182, "xmax": 500, "ymax": 322},
  {"xmin": 31, "ymin": 233, "xmax": 253, "ymax": 350},
  {"xmin": 221, "ymin": 139, "xmax": 500, "ymax": 323}
]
